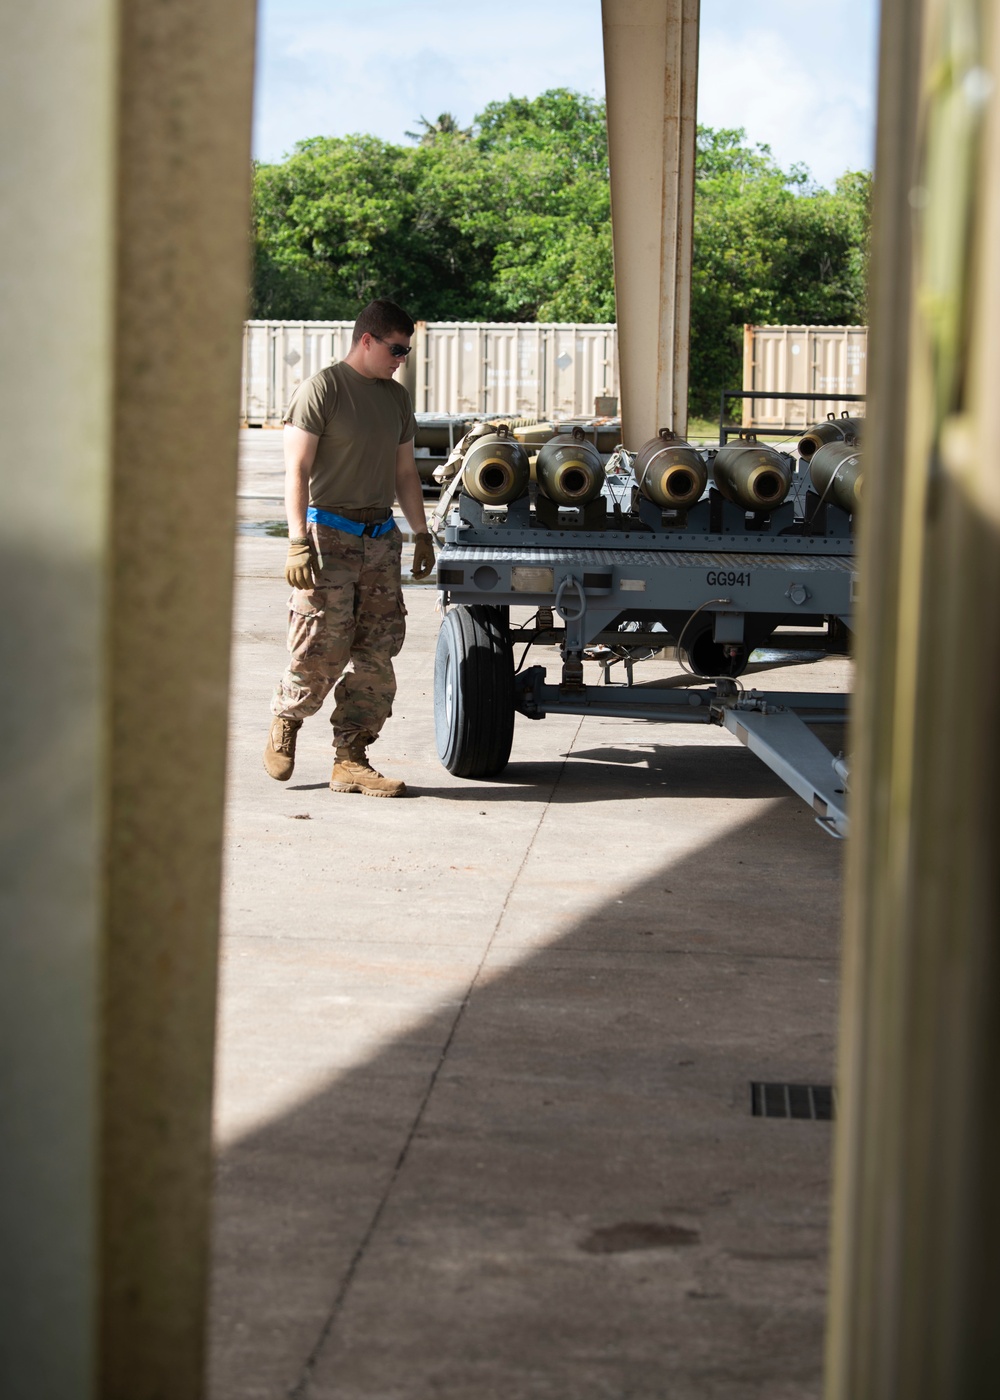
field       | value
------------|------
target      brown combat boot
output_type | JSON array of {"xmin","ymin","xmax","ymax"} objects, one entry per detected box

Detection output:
[
  {"xmin": 330, "ymin": 743, "xmax": 406, "ymax": 798},
  {"xmin": 263, "ymin": 716, "xmax": 301, "ymax": 781}
]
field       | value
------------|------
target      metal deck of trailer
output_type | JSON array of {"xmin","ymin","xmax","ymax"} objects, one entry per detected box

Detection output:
[{"xmin": 433, "ymin": 457, "xmax": 855, "ymax": 837}]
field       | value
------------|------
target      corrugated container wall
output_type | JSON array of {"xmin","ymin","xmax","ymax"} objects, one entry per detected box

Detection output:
[
  {"xmin": 242, "ymin": 320, "xmax": 619, "ymax": 424},
  {"xmin": 243, "ymin": 322, "xmax": 355, "ymax": 426},
  {"xmin": 741, "ymin": 325, "xmax": 868, "ymax": 430}
]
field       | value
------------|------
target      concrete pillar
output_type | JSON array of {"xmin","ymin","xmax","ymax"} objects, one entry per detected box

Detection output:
[
  {"xmin": 826, "ymin": 1, "xmax": 1000, "ymax": 1395},
  {"xmin": 602, "ymin": 0, "xmax": 699, "ymax": 448},
  {"xmin": 0, "ymin": 5, "xmax": 117, "ymax": 1395},
  {"xmin": 0, "ymin": 1, "xmax": 256, "ymax": 1396}
]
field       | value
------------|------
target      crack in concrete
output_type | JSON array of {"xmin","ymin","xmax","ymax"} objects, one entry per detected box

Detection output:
[{"xmin": 287, "ymin": 717, "xmax": 586, "ymax": 1400}]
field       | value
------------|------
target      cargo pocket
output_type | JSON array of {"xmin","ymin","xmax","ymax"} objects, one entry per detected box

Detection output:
[
  {"xmin": 387, "ymin": 588, "xmax": 407, "ymax": 658},
  {"xmin": 287, "ymin": 590, "xmax": 327, "ymax": 660}
]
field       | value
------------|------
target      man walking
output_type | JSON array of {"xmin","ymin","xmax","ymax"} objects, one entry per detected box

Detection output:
[{"xmin": 263, "ymin": 299, "xmax": 435, "ymax": 797}]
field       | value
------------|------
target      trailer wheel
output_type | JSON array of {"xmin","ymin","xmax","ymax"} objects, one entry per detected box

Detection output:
[{"xmin": 434, "ymin": 606, "xmax": 515, "ymax": 777}]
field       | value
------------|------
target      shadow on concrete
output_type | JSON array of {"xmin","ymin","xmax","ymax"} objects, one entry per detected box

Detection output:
[
  {"xmin": 210, "ymin": 797, "xmax": 841, "ymax": 1400},
  {"xmin": 290, "ymin": 740, "xmax": 843, "ymax": 805},
  {"xmin": 409, "ymin": 744, "xmax": 797, "ymax": 805}
]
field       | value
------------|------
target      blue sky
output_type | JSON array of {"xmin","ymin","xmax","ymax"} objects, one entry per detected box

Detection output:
[{"xmin": 253, "ymin": 0, "xmax": 879, "ymax": 191}]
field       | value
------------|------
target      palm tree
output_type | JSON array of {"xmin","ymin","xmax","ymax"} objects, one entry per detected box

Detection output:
[{"xmin": 405, "ymin": 113, "xmax": 472, "ymax": 145}]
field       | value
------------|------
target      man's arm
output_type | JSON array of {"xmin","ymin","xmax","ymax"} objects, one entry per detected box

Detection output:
[
  {"xmin": 283, "ymin": 425, "xmax": 320, "ymax": 589},
  {"xmin": 284, "ymin": 424, "xmax": 319, "ymax": 537},
  {"xmin": 395, "ymin": 439, "xmax": 435, "ymax": 580},
  {"xmin": 394, "ymin": 439, "xmax": 428, "ymax": 534}
]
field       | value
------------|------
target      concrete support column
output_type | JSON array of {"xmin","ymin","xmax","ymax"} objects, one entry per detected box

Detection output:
[
  {"xmin": 602, "ymin": 0, "xmax": 699, "ymax": 448},
  {"xmin": 827, "ymin": 0, "xmax": 1000, "ymax": 1395},
  {"xmin": 0, "ymin": 1, "xmax": 256, "ymax": 1396},
  {"xmin": 0, "ymin": 6, "xmax": 117, "ymax": 1395},
  {"xmin": 102, "ymin": 3, "xmax": 256, "ymax": 1393}
]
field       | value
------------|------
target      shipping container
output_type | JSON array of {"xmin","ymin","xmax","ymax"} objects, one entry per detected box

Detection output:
[
  {"xmin": 741, "ymin": 325, "xmax": 868, "ymax": 431},
  {"xmin": 241, "ymin": 320, "xmax": 619, "ymax": 425}
]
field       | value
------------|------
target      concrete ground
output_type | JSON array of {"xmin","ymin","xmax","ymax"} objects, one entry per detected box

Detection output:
[{"xmin": 210, "ymin": 431, "xmax": 847, "ymax": 1400}]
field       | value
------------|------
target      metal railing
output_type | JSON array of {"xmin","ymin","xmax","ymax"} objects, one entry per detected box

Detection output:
[{"xmin": 718, "ymin": 389, "xmax": 866, "ymax": 445}]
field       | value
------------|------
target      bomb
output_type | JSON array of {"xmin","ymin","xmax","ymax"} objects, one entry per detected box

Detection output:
[
  {"xmin": 809, "ymin": 440, "xmax": 863, "ymax": 515},
  {"xmin": 633, "ymin": 429, "xmax": 708, "ymax": 508},
  {"xmin": 461, "ymin": 424, "xmax": 530, "ymax": 506},
  {"xmin": 535, "ymin": 426, "xmax": 606, "ymax": 506},
  {"xmin": 712, "ymin": 438, "xmax": 792, "ymax": 511},
  {"xmin": 798, "ymin": 412, "xmax": 864, "ymax": 460}
]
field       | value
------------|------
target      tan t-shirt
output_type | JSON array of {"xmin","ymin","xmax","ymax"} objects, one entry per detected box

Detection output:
[{"xmin": 283, "ymin": 361, "xmax": 416, "ymax": 512}]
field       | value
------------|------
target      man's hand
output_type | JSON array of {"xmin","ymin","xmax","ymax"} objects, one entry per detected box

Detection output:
[
  {"xmin": 411, "ymin": 531, "xmax": 435, "ymax": 581},
  {"xmin": 285, "ymin": 537, "xmax": 316, "ymax": 590}
]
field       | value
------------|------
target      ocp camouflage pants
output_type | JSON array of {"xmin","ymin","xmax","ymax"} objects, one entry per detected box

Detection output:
[{"xmin": 271, "ymin": 521, "xmax": 406, "ymax": 748}]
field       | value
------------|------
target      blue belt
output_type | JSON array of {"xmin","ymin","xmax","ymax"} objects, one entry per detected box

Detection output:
[{"xmin": 307, "ymin": 506, "xmax": 396, "ymax": 538}]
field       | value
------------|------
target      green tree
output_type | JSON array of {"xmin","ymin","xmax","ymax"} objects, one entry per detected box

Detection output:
[
  {"xmin": 251, "ymin": 89, "xmax": 617, "ymax": 323},
  {"xmin": 472, "ymin": 91, "xmax": 614, "ymax": 319},
  {"xmin": 249, "ymin": 102, "xmax": 870, "ymax": 415},
  {"xmin": 405, "ymin": 112, "xmax": 472, "ymax": 145},
  {"xmin": 251, "ymin": 136, "xmax": 423, "ymax": 317},
  {"xmin": 689, "ymin": 127, "xmax": 871, "ymax": 414}
]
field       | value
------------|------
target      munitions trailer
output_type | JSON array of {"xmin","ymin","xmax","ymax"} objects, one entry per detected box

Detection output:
[{"xmin": 432, "ymin": 425, "xmax": 858, "ymax": 837}]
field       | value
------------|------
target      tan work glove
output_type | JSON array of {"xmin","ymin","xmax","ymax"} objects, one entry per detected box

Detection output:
[
  {"xmin": 285, "ymin": 537, "xmax": 316, "ymax": 590},
  {"xmin": 411, "ymin": 531, "xmax": 435, "ymax": 581}
]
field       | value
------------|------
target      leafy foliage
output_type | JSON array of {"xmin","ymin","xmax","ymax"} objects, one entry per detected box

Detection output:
[
  {"xmin": 689, "ymin": 128, "xmax": 871, "ymax": 412},
  {"xmin": 250, "ymin": 93, "xmax": 870, "ymax": 412}
]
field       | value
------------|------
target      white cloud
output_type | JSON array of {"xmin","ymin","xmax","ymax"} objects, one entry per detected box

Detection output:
[
  {"xmin": 697, "ymin": 22, "xmax": 876, "ymax": 188},
  {"xmin": 253, "ymin": 0, "xmax": 877, "ymax": 187},
  {"xmin": 253, "ymin": 0, "xmax": 606, "ymax": 160}
]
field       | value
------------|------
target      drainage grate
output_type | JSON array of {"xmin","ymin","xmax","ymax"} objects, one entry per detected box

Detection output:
[{"xmin": 751, "ymin": 1082, "xmax": 835, "ymax": 1121}]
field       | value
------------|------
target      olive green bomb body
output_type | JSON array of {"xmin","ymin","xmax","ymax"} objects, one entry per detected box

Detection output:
[
  {"xmin": 712, "ymin": 440, "xmax": 792, "ymax": 511},
  {"xmin": 809, "ymin": 439, "xmax": 863, "ymax": 515},
  {"xmin": 535, "ymin": 427, "xmax": 605, "ymax": 506},
  {"xmin": 634, "ymin": 430, "xmax": 708, "ymax": 508},
  {"xmin": 797, "ymin": 413, "xmax": 864, "ymax": 460},
  {"xmin": 461, "ymin": 425, "xmax": 530, "ymax": 506}
]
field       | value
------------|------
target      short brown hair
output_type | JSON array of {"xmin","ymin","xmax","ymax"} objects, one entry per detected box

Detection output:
[{"xmin": 352, "ymin": 299, "xmax": 415, "ymax": 345}]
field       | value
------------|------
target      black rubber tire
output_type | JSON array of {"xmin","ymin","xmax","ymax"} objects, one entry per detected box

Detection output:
[{"xmin": 434, "ymin": 605, "xmax": 515, "ymax": 777}]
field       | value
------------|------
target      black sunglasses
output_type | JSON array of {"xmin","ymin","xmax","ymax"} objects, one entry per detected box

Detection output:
[{"xmin": 371, "ymin": 334, "xmax": 412, "ymax": 358}]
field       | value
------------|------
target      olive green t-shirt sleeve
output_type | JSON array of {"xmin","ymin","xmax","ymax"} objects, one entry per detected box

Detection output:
[
  {"xmin": 400, "ymin": 393, "xmax": 416, "ymax": 444},
  {"xmin": 283, "ymin": 373, "xmax": 335, "ymax": 434}
]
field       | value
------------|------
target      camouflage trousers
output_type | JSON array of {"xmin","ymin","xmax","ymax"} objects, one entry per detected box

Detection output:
[{"xmin": 271, "ymin": 520, "xmax": 406, "ymax": 748}]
